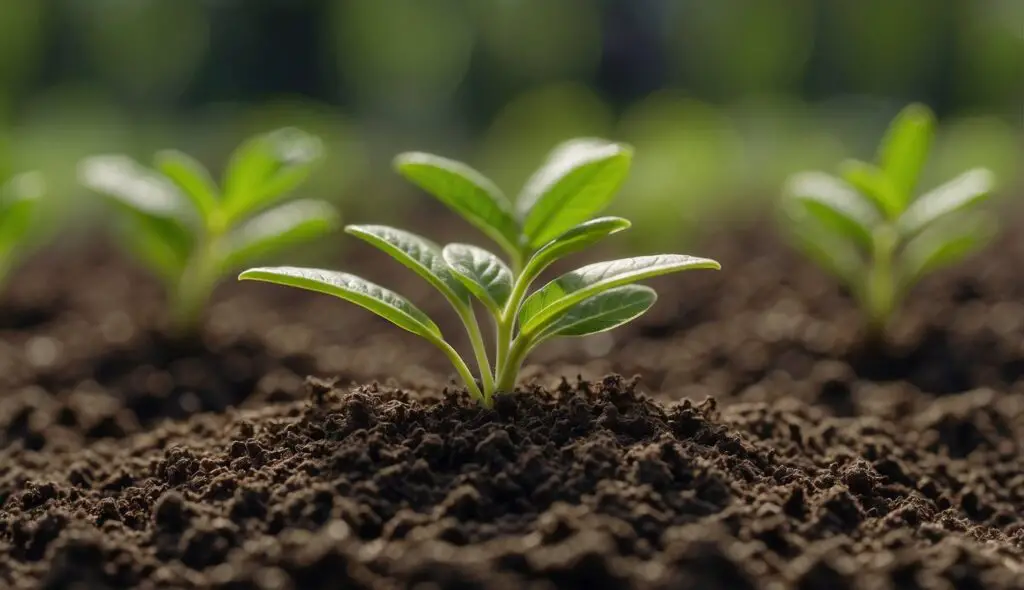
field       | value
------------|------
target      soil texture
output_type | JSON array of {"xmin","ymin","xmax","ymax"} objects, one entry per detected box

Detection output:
[
  {"xmin": 2, "ymin": 212, "xmax": 1024, "ymax": 588},
  {"xmin": 2, "ymin": 377, "xmax": 1023, "ymax": 589}
]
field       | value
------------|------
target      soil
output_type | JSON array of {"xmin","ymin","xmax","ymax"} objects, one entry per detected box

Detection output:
[{"xmin": 2, "ymin": 214, "xmax": 1024, "ymax": 588}]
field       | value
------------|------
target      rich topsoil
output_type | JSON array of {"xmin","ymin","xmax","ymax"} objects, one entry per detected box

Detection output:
[{"xmin": 2, "ymin": 214, "xmax": 1024, "ymax": 589}]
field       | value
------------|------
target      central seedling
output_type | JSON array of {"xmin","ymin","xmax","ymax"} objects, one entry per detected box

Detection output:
[{"xmin": 240, "ymin": 138, "xmax": 720, "ymax": 407}]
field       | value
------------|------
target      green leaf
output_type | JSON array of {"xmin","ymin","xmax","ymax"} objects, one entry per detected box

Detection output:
[
  {"xmin": 782, "ymin": 172, "xmax": 880, "ymax": 251},
  {"xmin": 222, "ymin": 128, "xmax": 323, "ymax": 222},
  {"xmin": 345, "ymin": 224, "xmax": 470, "ymax": 306},
  {"xmin": 517, "ymin": 139, "xmax": 633, "ymax": 248},
  {"xmin": 114, "ymin": 217, "xmax": 192, "ymax": 285},
  {"xmin": 839, "ymin": 159, "xmax": 901, "ymax": 219},
  {"xmin": 877, "ymin": 103, "xmax": 935, "ymax": 204},
  {"xmin": 220, "ymin": 200, "xmax": 338, "ymax": 271},
  {"xmin": 154, "ymin": 150, "xmax": 220, "ymax": 220},
  {"xmin": 537, "ymin": 285, "xmax": 656, "ymax": 340},
  {"xmin": 79, "ymin": 155, "xmax": 197, "ymax": 226},
  {"xmin": 781, "ymin": 213, "xmax": 865, "ymax": 290},
  {"xmin": 896, "ymin": 168, "xmax": 995, "ymax": 238},
  {"xmin": 899, "ymin": 212, "xmax": 996, "ymax": 290},
  {"xmin": 79, "ymin": 155, "xmax": 196, "ymax": 282},
  {"xmin": 0, "ymin": 172, "xmax": 43, "ymax": 260},
  {"xmin": 526, "ymin": 216, "xmax": 631, "ymax": 278},
  {"xmin": 394, "ymin": 152, "xmax": 521, "ymax": 259},
  {"xmin": 519, "ymin": 254, "xmax": 720, "ymax": 336},
  {"xmin": 239, "ymin": 266, "xmax": 442, "ymax": 341},
  {"xmin": 441, "ymin": 243, "xmax": 513, "ymax": 315}
]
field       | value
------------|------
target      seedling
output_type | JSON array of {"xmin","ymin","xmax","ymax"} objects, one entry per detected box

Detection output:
[
  {"xmin": 780, "ymin": 104, "xmax": 997, "ymax": 335},
  {"xmin": 240, "ymin": 138, "xmax": 720, "ymax": 406},
  {"xmin": 0, "ymin": 171, "xmax": 44, "ymax": 285},
  {"xmin": 80, "ymin": 128, "xmax": 338, "ymax": 332}
]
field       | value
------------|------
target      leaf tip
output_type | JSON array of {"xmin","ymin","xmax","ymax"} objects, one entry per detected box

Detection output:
[
  {"xmin": 392, "ymin": 151, "xmax": 428, "ymax": 172},
  {"xmin": 237, "ymin": 268, "xmax": 260, "ymax": 281},
  {"xmin": 899, "ymin": 102, "xmax": 936, "ymax": 125},
  {"xmin": 266, "ymin": 127, "xmax": 324, "ymax": 165},
  {"xmin": 967, "ymin": 167, "xmax": 997, "ymax": 193}
]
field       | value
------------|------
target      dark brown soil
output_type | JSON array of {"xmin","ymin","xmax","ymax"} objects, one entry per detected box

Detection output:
[
  {"xmin": 3, "ymin": 377, "xmax": 1023, "ymax": 589},
  {"xmin": 0, "ymin": 239, "xmax": 460, "ymax": 452},
  {"xmin": 2, "ymin": 214, "xmax": 1024, "ymax": 588},
  {"xmin": 533, "ymin": 214, "xmax": 1024, "ymax": 410}
]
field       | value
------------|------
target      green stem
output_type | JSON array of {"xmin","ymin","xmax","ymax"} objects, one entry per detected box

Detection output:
[
  {"xmin": 436, "ymin": 338, "xmax": 487, "ymax": 406},
  {"xmin": 864, "ymin": 226, "xmax": 898, "ymax": 338},
  {"xmin": 494, "ymin": 266, "xmax": 535, "ymax": 391},
  {"xmin": 459, "ymin": 308, "xmax": 494, "ymax": 398},
  {"xmin": 493, "ymin": 318, "xmax": 512, "ymax": 385},
  {"xmin": 495, "ymin": 335, "xmax": 532, "ymax": 392},
  {"xmin": 171, "ymin": 232, "xmax": 221, "ymax": 336}
]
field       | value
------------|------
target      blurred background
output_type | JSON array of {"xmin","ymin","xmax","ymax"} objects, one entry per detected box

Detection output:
[{"xmin": 1, "ymin": 0, "xmax": 1021, "ymax": 249}]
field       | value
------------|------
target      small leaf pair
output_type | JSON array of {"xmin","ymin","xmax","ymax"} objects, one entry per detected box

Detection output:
[
  {"xmin": 241, "ymin": 138, "xmax": 720, "ymax": 406},
  {"xmin": 80, "ymin": 128, "xmax": 338, "ymax": 332},
  {"xmin": 781, "ymin": 103, "xmax": 997, "ymax": 334},
  {"xmin": 0, "ymin": 171, "xmax": 45, "ymax": 285}
]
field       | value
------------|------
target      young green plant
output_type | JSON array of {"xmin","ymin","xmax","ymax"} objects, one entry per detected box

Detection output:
[
  {"xmin": 79, "ymin": 128, "xmax": 338, "ymax": 333},
  {"xmin": 0, "ymin": 171, "xmax": 44, "ymax": 285},
  {"xmin": 780, "ymin": 103, "xmax": 997, "ymax": 335},
  {"xmin": 240, "ymin": 138, "xmax": 720, "ymax": 406}
]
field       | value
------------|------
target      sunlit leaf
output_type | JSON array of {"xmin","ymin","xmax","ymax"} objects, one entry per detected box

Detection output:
[
  {"xmin": 899, "ymin": 212, "xmax": 996, "ymax": 290},
  {"xmin": 877, "ymin": 103, "xmax": 935, "ymax": 204},
  {"xmin": 79, "ymin": 155, "xmax": 197, "ymax": 226},
  {"xmin": 394, "ymin": 152, "xmax": 521, "ymax": 258},
  {"xmin": 519, "ymin": 254, "xmax": 719, "ymax": 336},
  {"xmin": 239, "ymin": 266, "xmax": 442, "ymax": 340},
  {"xmin": 896, "ymin": 168, "xmax": 995, "ymax": 237},
  {"xmin": 442, "ymin": 243, "xmax": 513, "ymax": 314},
  {"xmin": 220, "ymin": 200, "xmax": 338, "ymax": 271},
  {"xmin": 517, "ymin": 138, "xmax": 633, "ymax": 248},
  {"xmin": 783, "ymin": 171, "xmax": 880, "ymax": 250},
  {"xmin": 222, "ymin": 128, "xmax": 324, "ymax": 222},
  {"xmin": 781, "ymin": 212, "xmax": 865, "ymax": 290},
  {"xmin": 346, "ymin": 224, "xmax": 470, "ymax": 307},
  {"xmin": 114, "ymin": 216, "xmax": 192, "ymax": 285},
  {"xmin": 79, "ymin": 155, "xmax": 195, "ymax": 282},
  {"xmin": 838, "ymin": 159, "xmax": 900, "ymax": 219},
  {"xmin": 537, "ymin": 285, "xmax": 656, "ymax": 340},
  {"xmin": 524, "ymin": 216, "xmax": 631, "ymax": 281},
  {"xmin": 154, "ymin": 149, "xmax": 219, "ymax": 219}
]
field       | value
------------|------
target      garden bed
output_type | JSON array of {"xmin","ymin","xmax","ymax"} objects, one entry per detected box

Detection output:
[{"xmin": 2, "ymin": 216, "xmax": 1024, "ymax": 588}]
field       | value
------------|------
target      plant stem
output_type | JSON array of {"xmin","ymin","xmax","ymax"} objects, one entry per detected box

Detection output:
[
  {"xmin": 460, "ymin": 308, "xmax": 494, "ymax": 397},
  {"xmin": 436, "ymin": 338, "xmax": 488, "ymax": 406},
  {"xmin": 493, "ymin": 269, "xmax": 535, "ymax": 391},
  {"xmin": 495, "ymin": 335, "xmax": 532, "ymax": 392},
  {"xmin": 864, "ymin": 226, "xmax": 898, "ymax": 338},
  {"xmin": 171, "ymin": 232, "xmax": 220, "ymax": 336}
]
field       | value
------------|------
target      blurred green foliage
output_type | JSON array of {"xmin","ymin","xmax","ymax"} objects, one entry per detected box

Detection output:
[{"xmin": 0, "ymin": 0, "xmax": 1019, "ymax": 252}]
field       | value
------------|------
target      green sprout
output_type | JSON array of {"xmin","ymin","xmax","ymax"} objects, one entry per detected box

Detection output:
[
  {"xmin": 780, "ymin": 104, "xmax": 997, "ymax": 335},
  {"xmin": 79, "ymin": 128, "xmax": 338, "ymax": 333},
  {"xmin": 239, "ymin": 138, "xmax": 720, "ymax": 406},
  {"xmin": 0, "ymin": 171, "xmax": 44, "ymax": 285}
]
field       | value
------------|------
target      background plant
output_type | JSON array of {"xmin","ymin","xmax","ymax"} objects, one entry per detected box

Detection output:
[
  {"xmin": 80, "ymin": 128, "xmax": 338, "ymax": 333},
  {"xmin": 780, "ymin": 103, "xmax": 997, "ymax": 335},
  {"xmin": 0, "ymin": 170, "xmax": 44, "ymax": 287},
  {"xmin": 240, "ymin": 138, "xmax": 720, "ymax": 406}
]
